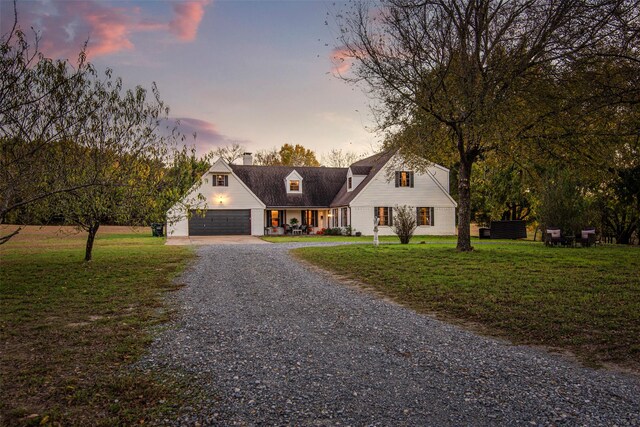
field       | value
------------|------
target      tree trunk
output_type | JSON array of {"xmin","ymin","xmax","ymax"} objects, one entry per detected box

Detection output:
[
  {"xmin": 456, "ymin": 160, "xmax": 473, "ymax": 251},
  {"xmin": 84, "ymin": 222, "xmax": 100, "ymax": 262}
]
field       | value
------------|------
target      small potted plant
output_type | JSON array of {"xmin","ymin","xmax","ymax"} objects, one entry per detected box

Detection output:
[{"xmin": 290, "ymin": 218, "xmax": 299, "ymax": 226}]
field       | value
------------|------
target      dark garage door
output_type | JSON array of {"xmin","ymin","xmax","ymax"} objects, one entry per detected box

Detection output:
[{"xmin": 189, "ymin": 210, "xmax": 251, "ymax": 236}]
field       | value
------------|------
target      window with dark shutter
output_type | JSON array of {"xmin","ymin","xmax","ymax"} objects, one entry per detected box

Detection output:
[
  {"xmin": 213, "ymin": 174, "xmax": 228, "ymax": 187},
  {"xmin": 374, "ymin": 207, "xmax": 392, "ymax": 226},
  {"xmin": 395, "ymin": 171, "xmax": 413, "ymax": 187},
  {"xmin": 417, "ymin": 207, "xmax": 434, "ymax": 226}
]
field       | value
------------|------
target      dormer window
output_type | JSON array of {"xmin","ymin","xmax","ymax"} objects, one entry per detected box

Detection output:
[
  {"xmin": 285, "ymin": 170, "xmax": 303, "ymax": 194},
  {"xmin": 348, "ymin": 177, "xmax": 352, "ymax": 189}
]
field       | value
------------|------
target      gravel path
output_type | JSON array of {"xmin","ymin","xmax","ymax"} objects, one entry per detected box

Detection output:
[{"xmin": 140, "ymin": 243, "xmax": 640, "ymax": 426}]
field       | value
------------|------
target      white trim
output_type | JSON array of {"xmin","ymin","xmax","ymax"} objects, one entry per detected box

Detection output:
[
  {"xmin": 211, "ymin": 158, "xmax": 266, "ymax": 208},
  {"xmin": 285, "ymin": 170, "xmax": 303, "ymax": 194}
]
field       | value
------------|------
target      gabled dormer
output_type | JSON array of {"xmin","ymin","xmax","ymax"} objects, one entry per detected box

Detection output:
[
  {"xmin": 346, "ymin": 166, "xmax": 368, "ymax": 192},
  {"xmin": 285, "ymin": 170, "xmax": 303, "ymax": 194}
]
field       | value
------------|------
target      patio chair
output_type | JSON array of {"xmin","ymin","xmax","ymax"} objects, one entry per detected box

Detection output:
[
  {"xmin": 300, "ymin": 224, "xmax": 308, "ymax": 234},
  {"xmin": 580, "ymin": 228, "xmax": 597, "ymax": 247},
  {"xmin": 545, "ymin": 227, "xmax": 563, "ymax": 246},
  {"xmin": 284, "ymin": 224, "xmax": 291, "ymax": 235}
]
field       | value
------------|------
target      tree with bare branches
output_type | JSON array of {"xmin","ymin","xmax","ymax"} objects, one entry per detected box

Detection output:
[
  {"xmin": 213, "ymin": 142, "xmax": 246, "ymax": 164},
  {"xmin": 335, "ymin": 0, "xmax": 640, "ymax": 251},
  {"xmin": 322, "ymin": 148, "xmax": 364, "ymax": 167}
]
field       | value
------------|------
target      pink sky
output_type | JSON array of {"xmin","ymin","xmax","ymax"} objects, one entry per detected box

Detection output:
[{"xmin": 1, "ymin": 0, "xmax": 378, "ymax": 158}]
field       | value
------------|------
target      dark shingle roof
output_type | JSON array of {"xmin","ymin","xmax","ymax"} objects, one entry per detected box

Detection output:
[
  {"xmin": 229, "ymin": 165, "xmax": 347, "ymax": 207},
  {"xmin": 330, "ymin": 150, "xmax": 395, "ymax": 207},
  {"xmin": 350, "ymin": 165, "xmax": 372, "ymax": 175}
]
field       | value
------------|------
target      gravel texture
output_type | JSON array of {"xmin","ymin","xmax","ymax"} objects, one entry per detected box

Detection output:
[{"xmin": 140, "ymin": 243, "xmax": 640, "ymax": 426}]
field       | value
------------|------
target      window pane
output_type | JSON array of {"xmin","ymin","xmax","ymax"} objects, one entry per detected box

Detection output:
[
  {"xmin": 418, "ymin": 207, "xmax": 431, "ymax": 226},
  {"xmin": 290, "ymin": 180, "xmax": 300, "ymax": 191}
]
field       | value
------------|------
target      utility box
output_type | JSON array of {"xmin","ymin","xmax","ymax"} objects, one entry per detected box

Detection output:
[
  {"xmin": 489, "ymin": 220, "xmax": 527, "ymax": 239},
  {"xmin": 151, "ymin": 223, "xmax": 164, "ymax": 237}
]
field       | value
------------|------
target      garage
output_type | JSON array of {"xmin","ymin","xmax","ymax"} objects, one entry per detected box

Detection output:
[{"xmin": 189, "ymin": 210, "xmax": 251, "ymax": 236}]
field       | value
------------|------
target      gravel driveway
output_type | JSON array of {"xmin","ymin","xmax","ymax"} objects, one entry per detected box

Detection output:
[{"xmin": 141, "ymin": 243, "xmax": 640, "ymax": 426}]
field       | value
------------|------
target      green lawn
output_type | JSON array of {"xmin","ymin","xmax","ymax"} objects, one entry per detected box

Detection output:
[
  {"xmin": 262, "ymin": 234, "xmax": 469, "ymax": 243},
  {"xmin": 0, "ymin": 229, "xmax": 194, "ymax": 426},
  {"xmin": 293, "ymin": 242, "xmax": 640, "ymax": 371}
]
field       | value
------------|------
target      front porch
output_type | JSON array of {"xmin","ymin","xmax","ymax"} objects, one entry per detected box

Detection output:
[{"xmin": 264, "ymin": 208, "xmax": 331, "ymax": 235}]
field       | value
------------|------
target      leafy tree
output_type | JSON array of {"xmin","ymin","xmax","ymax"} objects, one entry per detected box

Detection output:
[
  {"xmin": 0, "ymin": 16, "xmax": 97, "ymax": 244},
  {"xmin": 253, "ymin": 147, "xmax": 281, "ymax": 166},
  {"xmin": 47, "ymin": 71, "xmax": 190, "ymax": 261},
  {"xmin": 335, "ymin": 0, "xmax": 639, "ymax": 251},
  {"xmin": 471, "ymin": 162, "xmax": 534, "ymax": 225},
  {"xmin": 597, "ymin": 156, "xmax": 640, "ymax": 244},
  {"xmin": 392, "ymin": 205, "xmax": 417, "ymax": 244},
  {"xmin": 255, "ymin": 144, "xmax": 320, "ymax": 166},
  {"xmin": 535, "ymin": 167, "xmax": 598, "ymax": 238},
  {"xmin": 322, "ymin": 148, "xmax": 364, "ymax": 167}
]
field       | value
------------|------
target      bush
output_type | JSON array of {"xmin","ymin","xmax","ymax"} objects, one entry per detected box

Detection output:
[
  {"xmin": 392, "ymin": 205, "xmax": 417, "ymax": 244},
  {"xmin": 324, "ymin": 227, "xmax": 343, "ymax": 236}
]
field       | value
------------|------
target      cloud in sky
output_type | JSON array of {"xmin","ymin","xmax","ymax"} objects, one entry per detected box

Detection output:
[
  {"xmin": 164, "ymin": 117, "xmax": 249, "ymax": 156},
  {"xmin": 330, "ymin": 46, "xmax": 360, "ymax": 75},
  {"xmin": 169, "ymin": 1, "xmax": 208, "ymax": 41},
  {"xmin": 5, "ymin": 0, "xmax": 211, "ymax": 60}
]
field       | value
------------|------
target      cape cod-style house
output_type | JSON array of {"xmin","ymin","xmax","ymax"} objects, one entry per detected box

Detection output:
[{"xmin": 167, "ymin": 151, "xmax": 457, "ymax": 237}]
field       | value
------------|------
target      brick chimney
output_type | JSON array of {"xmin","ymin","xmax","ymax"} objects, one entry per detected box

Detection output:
[{"xmin": 243, "ymin": 152, "xmax": 253, "ymax": 165}]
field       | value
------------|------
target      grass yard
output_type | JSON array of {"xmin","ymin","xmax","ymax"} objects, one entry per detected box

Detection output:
[
  {"xmin": 293, "ymin": 242, "xmax": 640, "ymax": 371},
  {"xmin": 261, "ymin": 234, "xmax": 468, "ymax": 243},
  {"xmin": 0, "ymin": 226, "xmax": 194, "ymax": 426}
]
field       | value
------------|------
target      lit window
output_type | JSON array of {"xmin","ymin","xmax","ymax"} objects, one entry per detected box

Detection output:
[
  {"xmin": 289, "ymin": 180, "xmax": 300, "ymax": 191},
  {"xmin": 213, "ymin": 174, "xmax": 228, "ymax": 187},
  {"xmin": 270, "ymin": 210, "xmax": 284, "ymax": 227},
  {"xmin": 374, "ymin": 207, "xmax": 393, "ymax": 226},
  {"xmin": 417, "ymin": 207, "xmax": 434, "ymax": 226},
  {"xmin": 395, "ymin": 171, "xmax": 414, "ymax": 187}
]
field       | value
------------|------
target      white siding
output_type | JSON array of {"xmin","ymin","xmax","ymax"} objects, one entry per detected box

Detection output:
[
  {"xmin": 429, "ymin": 166, "xmax": 450, "ymax": 192},
  {"xmin": 167, "ymin": 206, "xmax": 189, "ymax": 237},
  {"xmin": 350, "ymin": 206, "xmax": 456, "ymax": 236},
  {"xmin": 166, "ymin": 159, "xmax": 265, "ymax": 236},
  {"xmin": 250, "ymin": 209, "xmax": 264, "ymax": 235},
  {"xmin": 349, "ymin": 157, "xmax": 456, "ymax": 235}
]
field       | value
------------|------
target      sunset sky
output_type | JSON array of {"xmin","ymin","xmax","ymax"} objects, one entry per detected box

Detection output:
[{"xmin": 1, "ymin": 0, "xmax": 380, "ymax": 158}]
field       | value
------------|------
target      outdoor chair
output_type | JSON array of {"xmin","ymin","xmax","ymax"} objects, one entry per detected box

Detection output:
[
  {"xmin": 300, "ymin": 224, "xmax": 308, "ymax": 234},
  {"xmin": 579, "ymin": 228, "xmax": 597, "ymax": 247},
  {"xmin": 545, "ymin": 227, "xmax": 564, "ymax": 246},
  {"xmin": 283, "ymin": 224, "xmax": 291, "ymax": 235}
]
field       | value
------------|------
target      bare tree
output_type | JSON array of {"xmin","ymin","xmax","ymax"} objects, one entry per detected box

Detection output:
[
  {"xmin": 392, "ymin": 204, "xmax": 417, "ymax": 244},
  {"xmin": 321, "ymin": 148, "xmax": 365, "ymax": 167},
  {"xmin": 213, "ymin": 143, "xmax": 245, "ymax": 164},
  {"xmin": 336, "ymin": 0, "xmax": 640, "ymax": 251}
]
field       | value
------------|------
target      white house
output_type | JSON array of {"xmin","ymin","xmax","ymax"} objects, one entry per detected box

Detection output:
[{"xmin": 167, "ymin": 150, "xmax": 457, "ymax": 237}]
